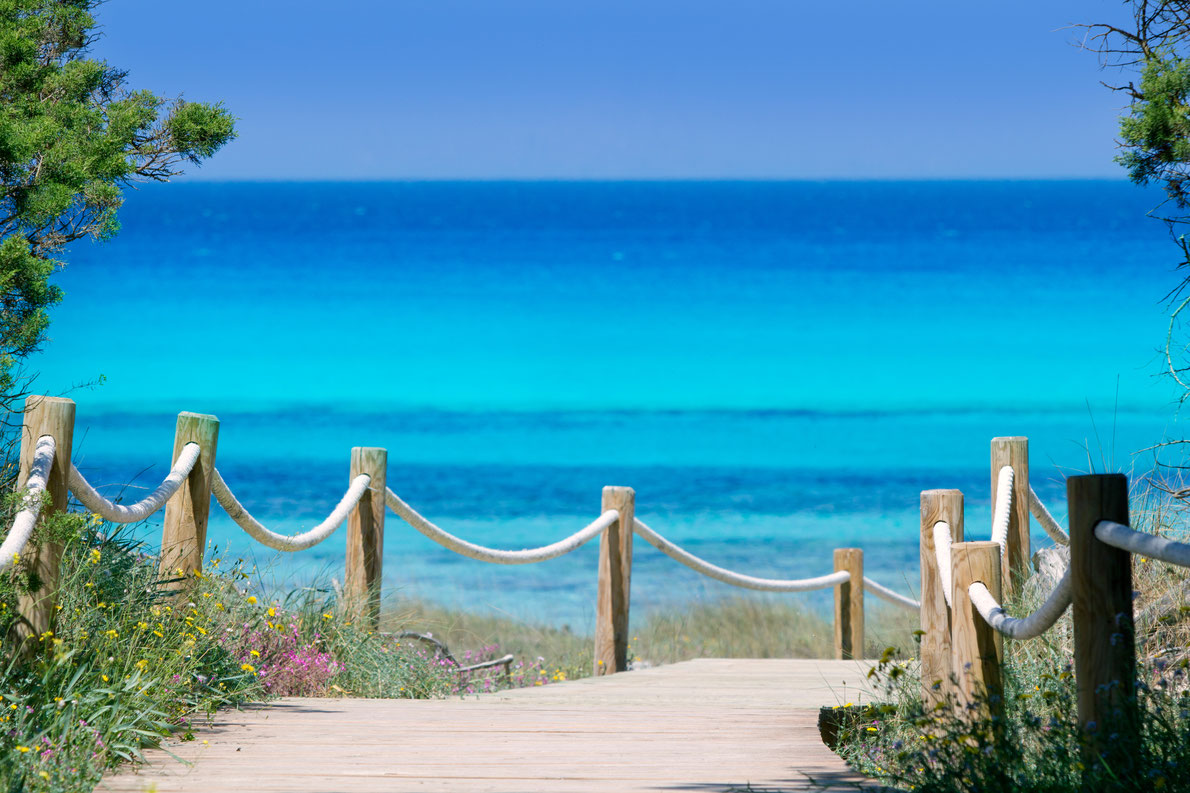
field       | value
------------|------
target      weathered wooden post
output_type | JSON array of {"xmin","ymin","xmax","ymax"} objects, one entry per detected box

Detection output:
[
  {"xmin": 15, "ymin": 396, "xmax": 75, "ymax": 645},
  {"xmin": 160, "ymin": 412, "xmax": 219, "ymax": 585},
  {"xmin": 345, "ymin": 447, "xmax": 387, "ymax": 628},
  {"xmin": 594, "ymin": 485, "xmax": 634, "ymax": 675},
  {"xmin": 920, "ymin": 489, "xmax": 963, "ymax": 706},
  {"xmin": 991, "ymin": 436, "xmax": 1029, "ymax": 598},
  {"xmin": 833, "ymin": 548, "xmax": 864, "ymax": 660},
  {"xmin": 1068, "ymin": 473, "xmax": 1136, "ymax": 771},
  {"xmin": 949, "ymin": 540, "xmax": 1003, "ymax": 715}
]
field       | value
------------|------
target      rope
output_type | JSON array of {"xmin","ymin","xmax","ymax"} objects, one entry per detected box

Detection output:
[
  {"xmin": 968, "ymin": 570, "xmax": 1072, "ymax": 640},
  {"xmin": 0, "ymin": 436, "xmax": 55, "ymax": 572},
  {"xmin": 68, "ymin": 443, "xmax": 200, "ymax": 524},
  {"xmin": 212, "ymin": 469, "xmax": 370, "ymax": 551},
  {"xmin": 631, "ymin": 517, "xmax": 849, "ymax": 592},
  {"xmin": 934, "ymin": 521, "xmax": 954, "ymax": 608},
  {"xmin": 386, "ymin": 487, "xmax": 617, "ymax": 564},
  {"xmin": 990, "ymin": 465, "xmax": 1014, "ymax": 553},
  {"xmin": 1095, "ymin": 520, "xmax": 1190, "ymax": 567},
  {"xmin": 863, "ymin": 576, "xmax": 921, "ymax": 611},
  {"xmin": 1028, "ymin": 487, "xmax": 1069, "ymax": 546}
]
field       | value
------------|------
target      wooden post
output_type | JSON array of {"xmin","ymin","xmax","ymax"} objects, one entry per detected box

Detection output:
[
  {"xmin": 14, "ymin": 396, "xmax": 75, "ymax": 646},
  {"xmin": 594, "ymin": 486, "xmax": 634, "ymax": 675},
  {"xmin": 991, "ymin": 436, "xmax": 1029, "ymax": 598},
  {"xmin": 950, "ymin": 541, "xmax": 1003, "ymax": 715},
  {"xmin": 1068, "ymin": 473, "xmax": 1136, "ymax": 770},
  {"xmin": 920, "ymin": 489, "xmax": 964, "ymax": 706},
  {"xmin": 345, "ymin": 447, "xmax": 387, "ymax": 628},
  {"xmin": 833, "ymin": 548, "xmax": 864, "ymax": 660},
  {"xmin": 159, "ymin": 412, "xmax": 219, "ymax": 586}
]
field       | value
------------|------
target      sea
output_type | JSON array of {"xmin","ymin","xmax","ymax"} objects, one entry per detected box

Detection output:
[{"xmin": 26, "ymin": 180, "xmax": 1190, "ymax": 630}]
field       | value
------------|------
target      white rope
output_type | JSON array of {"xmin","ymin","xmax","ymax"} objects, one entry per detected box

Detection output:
[
  {"xmin": 990, "ymin": 465, "xmax": 1014, "ymax": 553},
  {"xmin": 934, "ymin": 521, "xmax": 954, "ymax": 608},
  {"xmin": 212, "ymin": 468, "xmax": 370, "ymax": 552},
  {"xmin": 863, "ymin": 576, "xmax": 921, "ymax": 611},
  {"xmin": 386, "ymin": 487, "xmax": 617, "ymax": 564},
  {"xmin": 968, "ymin": 570, "xmax": 1072, "ymax": 640},
  {"xmin": 632, "ymin": 517, "xmax": 849, "ymax": 592},
  {"xmin": 1095, "ymin": 520, "xmax": 1190, "ymax": 567},
  {"xmin": 0, "ymin": 436, "xmax": 55, "ymax": 572},
  {"xmin": 68, "ymin": 443, "xmax": 200, "ymax": 524},
  {"xmin": 1029, "ymin": 487, "xmax": 1069, "ymax": 546}
]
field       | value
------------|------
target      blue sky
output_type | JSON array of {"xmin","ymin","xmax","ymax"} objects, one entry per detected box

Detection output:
[{"xmin": 95, "ymin": 1, "xmax": 1130, "ymax": 180}]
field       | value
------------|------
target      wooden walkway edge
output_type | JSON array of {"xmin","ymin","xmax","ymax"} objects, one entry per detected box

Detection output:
[{"xmin": 100, "ymin": 659, "xmax": 881, "ymax": 793}]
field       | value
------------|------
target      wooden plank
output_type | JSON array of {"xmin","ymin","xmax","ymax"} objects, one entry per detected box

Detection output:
[
  {"xmin": 919, "ymin": 488, "xmax": 962, "ymax": 706},
  {"xmin": 833, "ymin": 548, "xmax": 863, "ymax": 659},
  {"xmin": 100, "ymin": 659, "xmax": 876, "ymax": 793},
  {"xmin": 160, "ymin": 412, "xmax": 219, "ymax": 584},
  {"xmin": 594, "ymin": 486, "xmax": 633, "ymax": 674},
  {"xmin": 345, "ymin": 447, "xmax": 387, "ymax": 626},
  {"xmin": 15, "ymin": 395, "xmax": 74, "ymax": 644}
]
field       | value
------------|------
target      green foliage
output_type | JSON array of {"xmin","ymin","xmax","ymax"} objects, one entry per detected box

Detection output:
[
  {"xmin": 1117, "ymin": 54, "xmax": 1190, "ymax": 207},
  {"xmin": 0, "ymin": 0, "xmax": 235, "ymax": 398}
]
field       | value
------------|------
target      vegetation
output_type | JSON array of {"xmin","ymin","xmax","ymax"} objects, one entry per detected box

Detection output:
[
  {"xmin": 834, "ymin": 484, "xmax": 1190, "ymax": 792},
  {"xmin": 1082, "ymin": 2, "xmax": 1190, "ymax": 401},
  {"xmin": 0, "ymin": 0, "xmax": 235, "ymax": 399}
]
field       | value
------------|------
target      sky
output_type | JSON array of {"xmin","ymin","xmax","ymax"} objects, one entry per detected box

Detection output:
[{"xmin": 91, "ymin": 1, "xmax": 1134, "ymax": 181}]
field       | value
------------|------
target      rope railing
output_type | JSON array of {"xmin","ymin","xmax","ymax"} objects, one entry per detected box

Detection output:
[
  {"xmin": 967, "ymin": 571, "xmax": 1072, "ymax": 640},
  {"xmin": 385, "ymin": 487, "xmax": 617, "ymax": 564},
  {"xmin": 68, "ymin": 443, "xmax": 200, "ymax": 524},
  {"xmin": 211, "ymin": 469, "xmax": 371, "ymax": 552},
  {"xmin": 1094, "ymin": 519, "xmax": 1190, "ymax": 567},
  {"xmin": 990, "ymin": 464, "xmax": 1014, "ymax": 553},
  {"xmin": 631, "ymin": 516, "xmax": 849, "ymax": 592},
  {"xmin": 0, "ymin": 395, "xmax": 977, "ymax": 670},
  {"xmin": 1029, "ymin": 486, "xmax": 1069, "ymax": 545},
  {"xmin": 0, "ymin": 435, "xmax": 55, "ymax": 573},
  {"xmin": 933, "ymin": 521, "xmax": 954, "ymax": 608},
  {"xmin": 863, "ymin": 576, "xmax": 921, "ymax": 611}
]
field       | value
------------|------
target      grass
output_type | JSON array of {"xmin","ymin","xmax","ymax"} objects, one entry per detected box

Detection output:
[
  {"xmin": 833, "ymin": 478, "xmax": 1190, "ymax": 793},
  {"xmin": 384, "ymin": 593, "xmax": 919, "ymax": 678}
]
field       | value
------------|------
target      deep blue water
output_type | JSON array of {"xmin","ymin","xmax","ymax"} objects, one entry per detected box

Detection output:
[{"xmin": 31, "ymin": 181, "xmax": 1190, "ymax": 628}]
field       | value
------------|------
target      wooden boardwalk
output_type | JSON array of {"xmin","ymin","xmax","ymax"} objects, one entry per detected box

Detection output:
[{"xmin": 100, "ymin": 659, "xmax": 879, "ymax": 793}]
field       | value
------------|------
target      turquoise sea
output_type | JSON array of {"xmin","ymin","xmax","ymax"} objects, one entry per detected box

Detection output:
[{"xmin": 30, "ymin": 181, "xmax": 1190, "ymax": 628}]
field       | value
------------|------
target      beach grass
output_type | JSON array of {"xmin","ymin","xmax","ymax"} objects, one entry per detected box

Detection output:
[{"xmin": 384, "ymin": 593, "xmax": 920, "ymax": 676}]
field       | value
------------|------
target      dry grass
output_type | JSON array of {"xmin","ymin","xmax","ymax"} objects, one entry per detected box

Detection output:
[{"xmin": 381, "ymin": 594, "xmax": 921, "ymax": 676}]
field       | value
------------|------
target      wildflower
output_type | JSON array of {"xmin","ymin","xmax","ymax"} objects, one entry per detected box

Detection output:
[
  {"xmin": 247, "ymin": 596, "xmax": 257, "ymax": 605},
  {"xmin": 267, "ymin": 607, "xmax": 276, "ymax": 618},
  {"xmin": 101, "ymin": 675, "xmax": 109, "ymax": 683},
  {"xmin": 38, "ymin": 772, "xmax": 49, "ymax": 780},
  {"xmin": 153, "ymin": 631, "xmax": 163, "ymax": 638},
  {"xmin": 323, "ymin": 612, "xmax": 332, "ymax": 620},
  {"xmin": 241, "ymin": 663, "xmax": 256, "ymax": 674},
  {"xmin": 250, "ymin": 650, "xmax": 260, "ymax": 658},
  {"xmin": 16, "ymin": 746, "xmax": 28, "ymax": 753},
  {"xmin": 89, "ymin": 549, "xmax": 101, "ymax": 564},
  {"xmin": 104, "ymin": 630, "xmax": 118, "ymax": 639}
]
